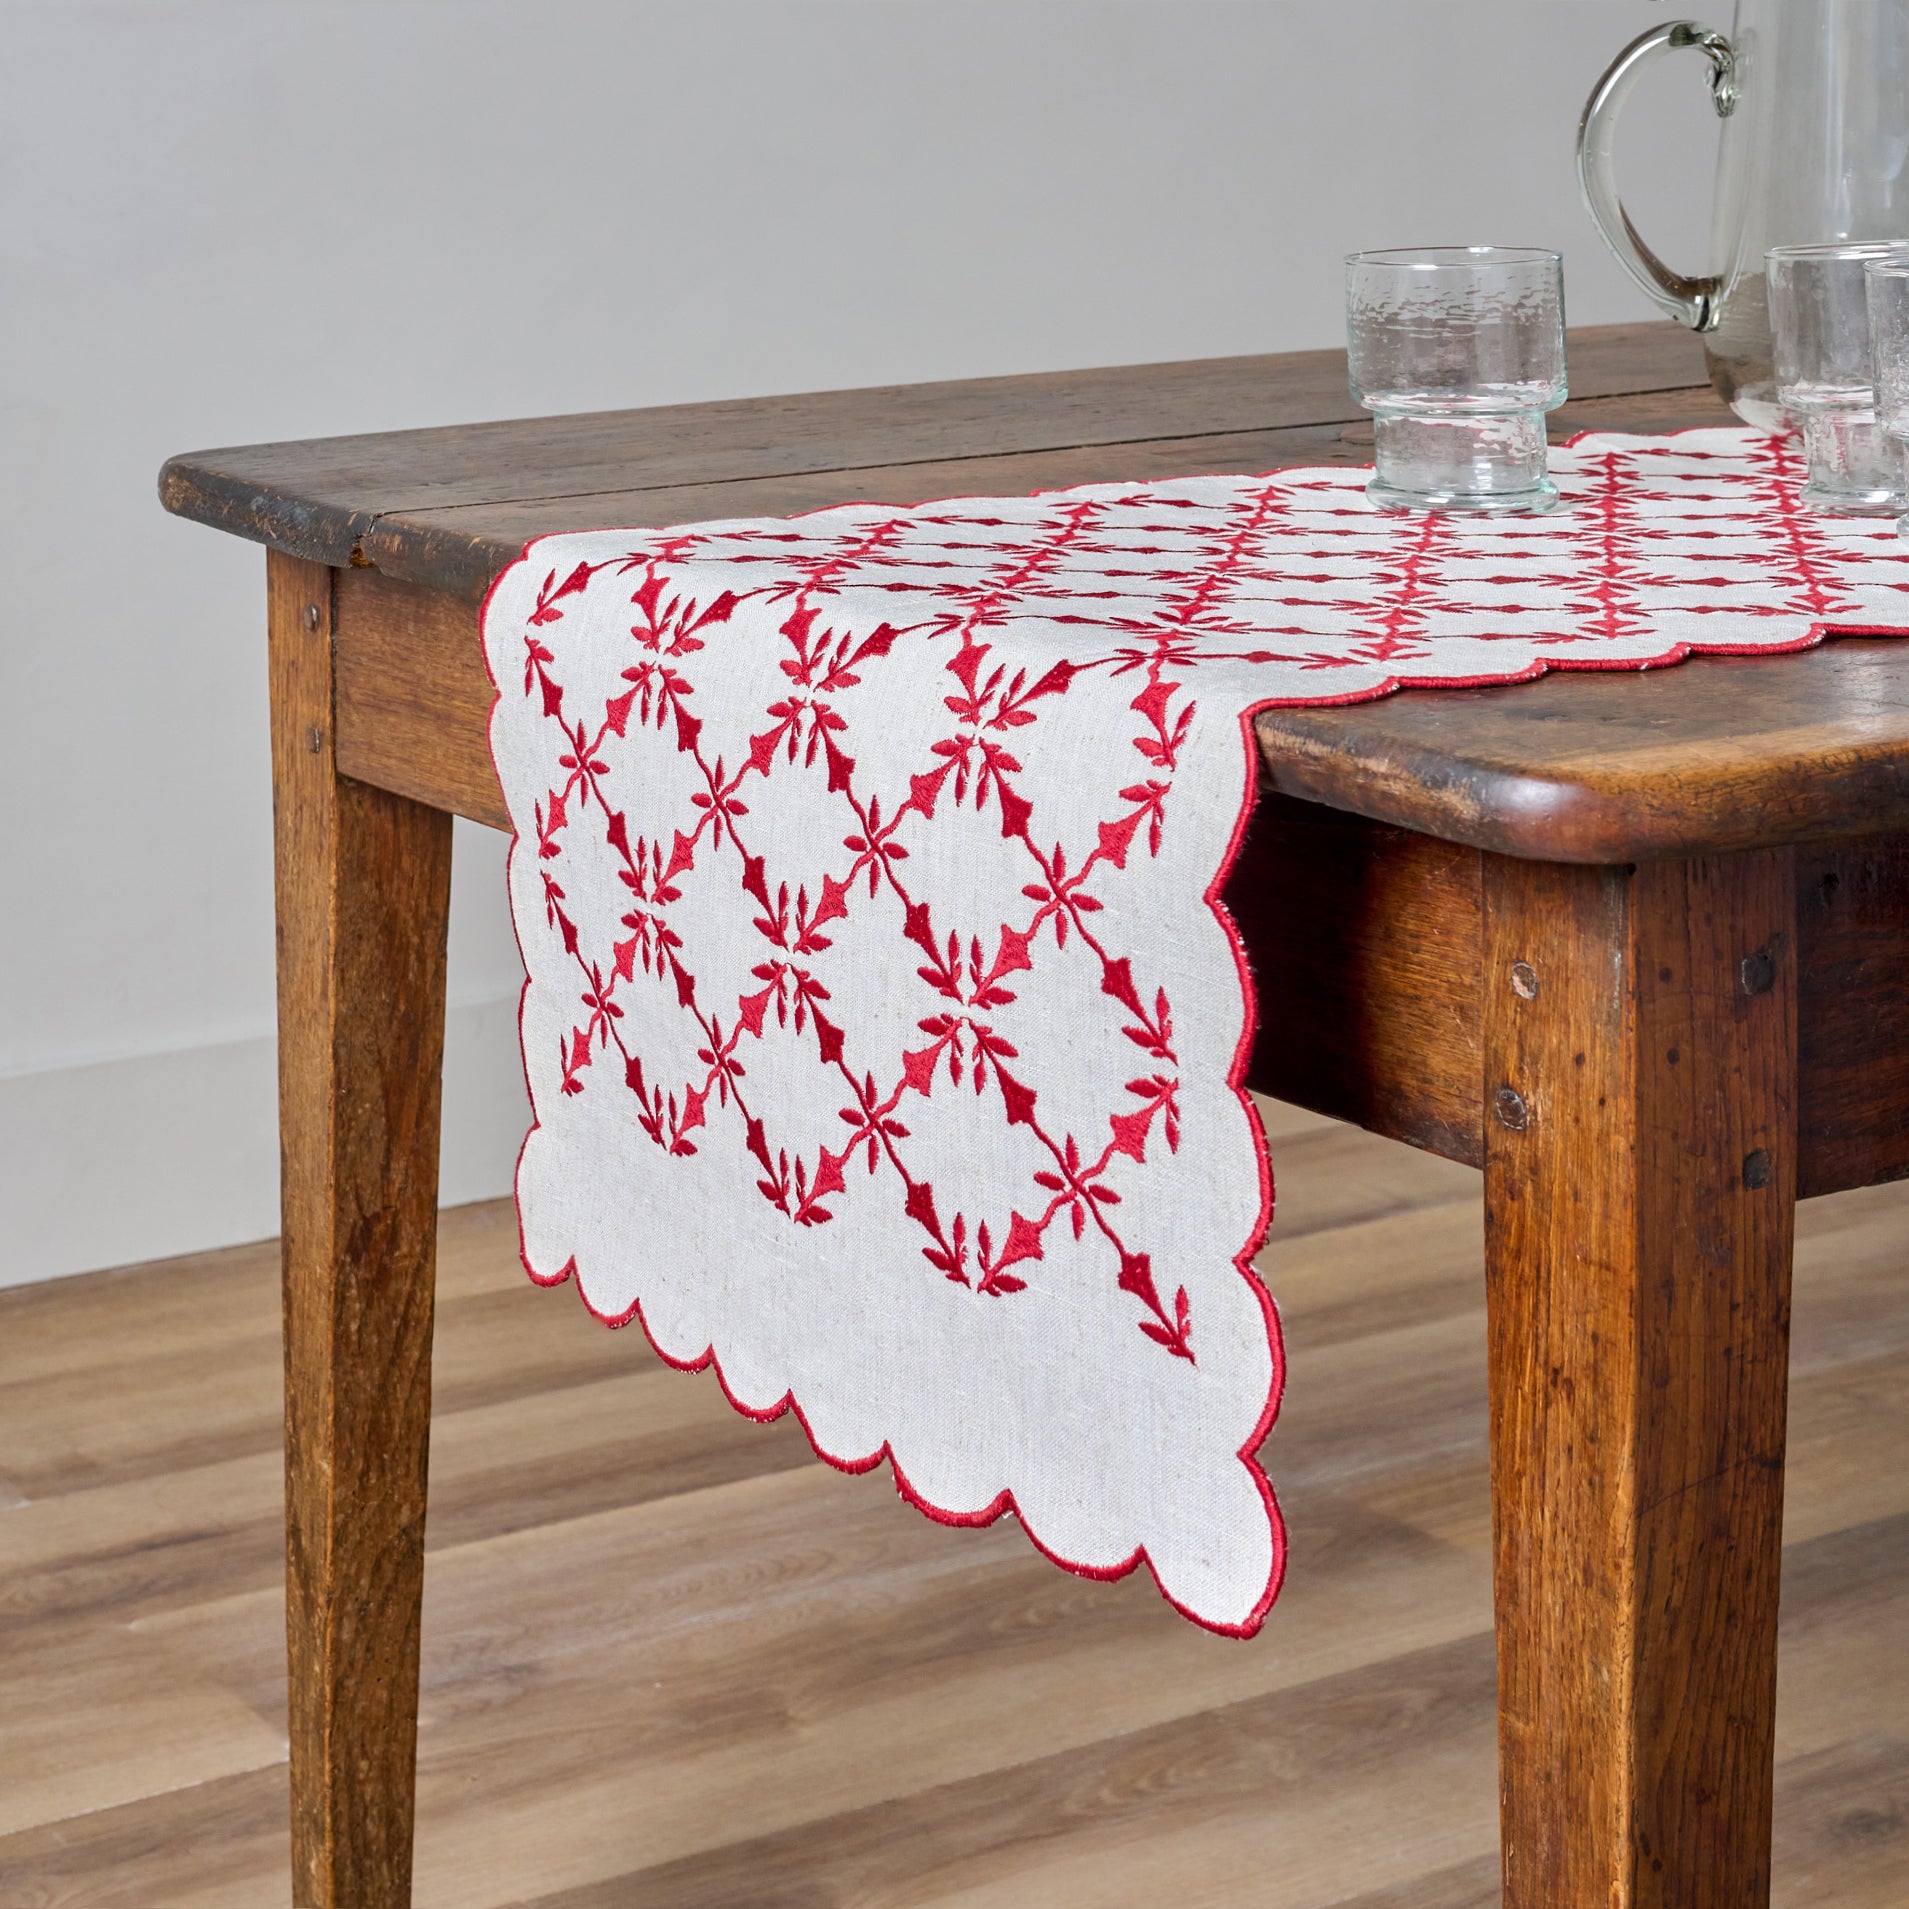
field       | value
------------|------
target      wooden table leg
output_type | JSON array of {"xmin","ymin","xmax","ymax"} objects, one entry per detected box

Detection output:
[
  {"xmin": 1481, "ymin": 849, "xmax": 1797, "ymax": 1908},
  {"xmin": 269, "ymin": 551, "xmax": 453, "ymax": 1908}
]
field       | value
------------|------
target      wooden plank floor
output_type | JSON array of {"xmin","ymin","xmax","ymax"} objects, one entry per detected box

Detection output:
[{"xmin": 1, "ymin": 1098, "xmax": 1903, "ymax": 1907}]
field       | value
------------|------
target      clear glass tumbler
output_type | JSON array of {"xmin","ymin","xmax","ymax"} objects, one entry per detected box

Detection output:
[
  {"xmin": 1345, "ymin": 246, "xmax": 1567, "ymax": 515},
  {"xmin": 1864, "ymin": 255, "xmax": 1909, "ymax": 537},
  {"xmin": 1767, "ymin": 241, "xmax": 1908, "ymax": 514}
]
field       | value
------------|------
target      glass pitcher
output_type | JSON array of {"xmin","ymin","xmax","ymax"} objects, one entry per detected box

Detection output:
[{"xmin": 1578, "ymin": 0, "xmax": 1909, "ymax": 427}]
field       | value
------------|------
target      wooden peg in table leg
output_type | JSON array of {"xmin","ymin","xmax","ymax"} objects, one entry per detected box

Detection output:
[
  {"xmin": 268, "ymin": 550, "xmax": 453, "ymax": 1909},
  {"xmin": 1481, "ymin": 849, "xmax": 1797, "ymax": 1909}
]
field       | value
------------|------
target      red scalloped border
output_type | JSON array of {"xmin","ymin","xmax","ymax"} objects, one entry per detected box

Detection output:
[{"xmin": 475, "ymin": 427, "xmax": 1908, "ymax": 1639}]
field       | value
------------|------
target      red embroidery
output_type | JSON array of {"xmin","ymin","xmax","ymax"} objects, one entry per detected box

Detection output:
[{"xmin": 484, "ymin": 429, "xmax": 1909, "ymax": 1636}]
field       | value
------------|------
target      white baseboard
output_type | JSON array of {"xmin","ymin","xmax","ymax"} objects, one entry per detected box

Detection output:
[{"xmin": 0, "ymin": 997, "xmax": 529, "ymax": 1289}]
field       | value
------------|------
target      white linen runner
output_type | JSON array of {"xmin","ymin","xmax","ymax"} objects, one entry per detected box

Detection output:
[{"xmin": 483, "ymin": 430, "xmax": 1907, "ymax": 1633}]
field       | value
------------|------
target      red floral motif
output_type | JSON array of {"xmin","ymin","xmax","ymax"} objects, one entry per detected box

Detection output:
[{"xmin": 485, "ymin": 430, "xmax": 1909, "ymax": 1635}]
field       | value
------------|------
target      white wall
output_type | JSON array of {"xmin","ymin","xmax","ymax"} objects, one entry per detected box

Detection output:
[{"xmin": 1, "ymin": 0, "xmax": 1714, "ymax": 1284}]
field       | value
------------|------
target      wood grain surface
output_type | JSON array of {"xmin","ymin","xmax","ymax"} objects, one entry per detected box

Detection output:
[
  {"xmin": 2, "ymin": 1101, "xmax": 1902, "ymax": 1906},
  {"xmin": 1228, "ymin": 796, "xmax": 1909, "ymax": 1200},
  {"xmin": 158, "ymin": 322, "xmax": 1706, "ymax": 581},
  {"xmin": 1482, "ymin": 851, "xmax": 1799, "ymax": 1907},
  {"xmin": 333, "ymin": 567, "xmax": 504, "ymax": 827},
  {"xmin": 269, "ymin": 552, "xmax": 452, "ymax": 1908},
  {"xmin": 345, "ymin": 387, "xmax": 1725, "ymax": 602},
  {"xmin": 165, "ymin": 328, "xmax": 1909, "ymax": 866},
  {"xmin": 1795, "ymin": 836, "xmax": 1909, "ymax": 1195},
  {"xmin": 1228, "ymin": 794, "xmax": 1485, "ymax": 1164},
  {"xmin": 1252, "ymin": 637, "xmax": 1909, "ymax": 863}
]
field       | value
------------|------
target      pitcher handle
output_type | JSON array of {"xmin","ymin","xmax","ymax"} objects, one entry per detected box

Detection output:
[{"xmin": 1577, "ymin": 22, "xmax": 1738, "ymax": 332}]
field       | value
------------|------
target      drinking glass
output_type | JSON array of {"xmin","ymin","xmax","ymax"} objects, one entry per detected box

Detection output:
[
  {"xmin": 1767, "ymin": 241, "xmax": 1908, "ymax": 514},
  {"xmin": 1345, "ymin": 246, "xmax": 1567, "ymax": 515},
  {"xmin": 1865, "ymin": 255, "xmax": 1909, "ymax": 535}
]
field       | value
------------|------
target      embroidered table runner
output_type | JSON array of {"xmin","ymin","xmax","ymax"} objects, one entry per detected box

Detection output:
[{"xmin": 483, "ymin": 428, "xmax": 1908, "ymax": 1635}]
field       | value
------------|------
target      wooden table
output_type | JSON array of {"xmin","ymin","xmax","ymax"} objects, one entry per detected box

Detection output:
[{"xmin": 160, "ymin": 322, "xmax": 1909, "ymax": 1909}]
